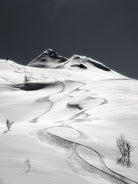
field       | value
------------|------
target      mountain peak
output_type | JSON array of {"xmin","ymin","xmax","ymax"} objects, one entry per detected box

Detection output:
[
  {"xmin": 28, "ymin": 49, "xmax": 68, "ymax": 68},
  {"xmin": 43, "ymin": 48, "xmax": 58, "ymax": 57},
  {"xmin": 28, "ymin": 49, "xmax": 114, "ymax": 73},
  {"xmin": 67, "ymin": 55, "xmax": 111, "ymax": 71}
]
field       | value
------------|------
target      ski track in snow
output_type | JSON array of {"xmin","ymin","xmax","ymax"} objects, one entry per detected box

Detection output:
[
  {"xmin": 0, "ymin": 57, "xmax": 138, "ymax": 184},
  {"xmin": 44, "ymin": 129, "xmax": 138, "ymax": 184},
  {"xmin": 37, "ymin": 119, "xmax": 138, "ymax": 184},
  {"xmin": 33, "ymin": 78, "xmax": 138, "ymax": 184},
  {"xmin": 30, "ymin": 80, "xmax": 65, "ymax": 123},
  {"xmin": 30, "ymin": 79, "xmax": 86, "ymax": 123}
]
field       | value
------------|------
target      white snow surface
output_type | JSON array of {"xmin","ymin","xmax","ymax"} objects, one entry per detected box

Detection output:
[{"xmin": 0, "ymin": 55, "xmax": 138, "ymax": 184}]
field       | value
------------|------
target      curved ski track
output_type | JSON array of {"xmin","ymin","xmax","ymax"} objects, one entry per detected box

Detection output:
[{"xmin": 34, "ymin": 78, "xmax": 138, "ymax": 184}]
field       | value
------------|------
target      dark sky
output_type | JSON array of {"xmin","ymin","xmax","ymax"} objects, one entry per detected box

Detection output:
[{"xmin": 0, "ymin": 0, "xmax": 138, "ymax": 78}]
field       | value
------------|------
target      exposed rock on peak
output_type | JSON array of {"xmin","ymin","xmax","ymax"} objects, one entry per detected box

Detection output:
[
  {"xmin": 28, "ymin": 49, "xmax": 68, "ymax": 68},
  {"xmin": 66, "ymin": 55, "xmax": 111, "ymax": 72},
  {"xmin": 28, "ymin": 49, "xmax": 112, "ymax": 73}
]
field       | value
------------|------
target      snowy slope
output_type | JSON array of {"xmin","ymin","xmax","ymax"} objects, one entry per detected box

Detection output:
[{"xmin": 0, "ymin": 51, "xmax": 138, "ymax": 184}]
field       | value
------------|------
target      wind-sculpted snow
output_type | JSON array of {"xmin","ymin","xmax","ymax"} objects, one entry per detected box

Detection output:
[{"xmin": 0, "ymin": 54, "xmax": 138, "ymax": 184}]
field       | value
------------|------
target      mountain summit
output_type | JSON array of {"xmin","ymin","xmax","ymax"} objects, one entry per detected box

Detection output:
[
  {"xmin": 28, "ymin": 49, "xmax": 68, "ymax": 68},
  {"xmin": 28, "ymin": 49, "xmax": 112, "ymax": 73}
]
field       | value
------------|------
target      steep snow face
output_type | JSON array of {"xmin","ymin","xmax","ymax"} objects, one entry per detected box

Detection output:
[
  {"xmin": 28, "ymin": 49, "xmax": 68, "ymax": 68},
  {"xmin": 0, "ymin": 55, "xmax": 137, "ymax": 184}
]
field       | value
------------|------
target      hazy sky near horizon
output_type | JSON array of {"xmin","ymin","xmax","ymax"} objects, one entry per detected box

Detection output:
[{"xmin": 0, "ymin": 0, "xmax": 138, "ymax": 78}]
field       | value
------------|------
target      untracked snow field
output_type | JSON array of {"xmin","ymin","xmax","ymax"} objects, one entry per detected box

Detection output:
[{"xmin": 0, "ymin": 55, "xmax": 138, "ymax": 184}]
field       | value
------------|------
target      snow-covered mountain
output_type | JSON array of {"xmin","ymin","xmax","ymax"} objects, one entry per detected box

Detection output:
[
  {"xmin": 28, "ymin": 49, "xmax": 68, "ymax": 68},
  {"xmin": 0, "ymin": 50, "xmax": 138, "ymax": 184}
]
